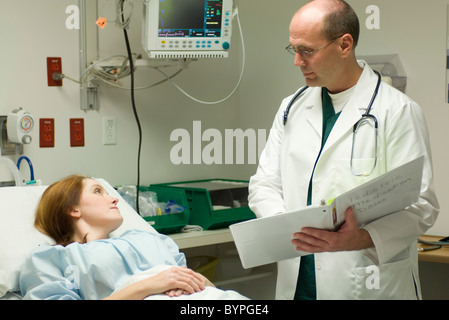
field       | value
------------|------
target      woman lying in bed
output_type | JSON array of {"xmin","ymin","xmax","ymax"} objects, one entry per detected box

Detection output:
[{"xmin": 19, "ymin": 175, "xmax": 246, "ymax": 300}]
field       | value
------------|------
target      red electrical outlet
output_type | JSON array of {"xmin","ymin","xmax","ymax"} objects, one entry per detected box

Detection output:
[
  {"xmin": 70, "ymin": 118, "xmax": 84, "ymax": 147},
  {"xmin": 47, "ymin": 57, "xmax": 62, "ymax": 86},
  {"xmin": 39, "ymin": 118, "xmax": 55, "ymax": 148}
]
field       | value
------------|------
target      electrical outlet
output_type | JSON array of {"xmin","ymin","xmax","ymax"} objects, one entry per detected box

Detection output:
[
  {"xmin": 39, "ymin": 118, "xmax": 55, "ymax": 148},
  {"xmin": 47, "ymin": 57, "xmax": 62, "ymax": 86},
  {"xmin": 103, "ymin": 117, "xmax": 117, "ymax": 145},
  {"xmin": 70, "ymin": 118, "xmax": 84, "ymax": 147}
]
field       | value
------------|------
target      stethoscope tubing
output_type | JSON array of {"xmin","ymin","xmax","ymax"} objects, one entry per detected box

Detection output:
[
  {"xmin": 283, "ymin": 70, "xmax": 382, "ymax": 127},
  {"xmin": 283, "ymin": 85, "xmax": 309, "ymax": 126},
  {"xmin": 282, "ymin": 70, "xmax": 382, "ymax": 177}
]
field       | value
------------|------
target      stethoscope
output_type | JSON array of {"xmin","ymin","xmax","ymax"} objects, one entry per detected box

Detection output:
[{"xmin": 283, "ymin": 70, "xmax": 382, "ymax": 176}]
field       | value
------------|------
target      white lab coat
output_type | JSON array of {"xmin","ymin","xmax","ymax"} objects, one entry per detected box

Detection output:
[{"xmin": 248, "ymin": 61, "xmax": 439, "ymax": 300}]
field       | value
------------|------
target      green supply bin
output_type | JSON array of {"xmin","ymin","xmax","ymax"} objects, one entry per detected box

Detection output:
[
  {"xmin": 139, "ymin": 186, "xmax": 190, "ymax": 234},
  {"xmin": 151, "ymin": 179, "xmax": 256, "ymax": 230}
]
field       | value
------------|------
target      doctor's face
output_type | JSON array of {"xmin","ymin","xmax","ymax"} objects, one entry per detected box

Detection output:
[{"xmin": 289, "ymin": 9, "xmax": 342, "ymax": 89}]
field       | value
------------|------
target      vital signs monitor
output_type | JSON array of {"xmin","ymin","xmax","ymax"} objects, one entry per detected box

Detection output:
[{"xmin": 142, "ymin": 0, "xmax": 234, "ymax": 59}]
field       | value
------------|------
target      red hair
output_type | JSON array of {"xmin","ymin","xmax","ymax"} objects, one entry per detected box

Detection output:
[{"xmin": 34, "ymin": 175, "xmax": 87, "ymax": 246}]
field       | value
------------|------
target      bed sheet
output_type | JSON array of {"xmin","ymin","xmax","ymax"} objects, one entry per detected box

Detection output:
[{"xmin": 114, "ymin": 265, "xmax": 249, "ymax": 300}]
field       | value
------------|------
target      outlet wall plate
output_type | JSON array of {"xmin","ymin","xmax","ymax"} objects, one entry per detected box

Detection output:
[{"xmin": 70, "ymin": 118, "xmax": 84, "ymax": 147}]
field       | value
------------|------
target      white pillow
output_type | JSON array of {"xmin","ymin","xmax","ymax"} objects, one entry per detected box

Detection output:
[
  {"xmin": 0, "ymin": 178, "xmax": 155, "ymax": 298},
  {"xmin": 0, "ymin": 185, "xmax": 52, "ymax": 297}
]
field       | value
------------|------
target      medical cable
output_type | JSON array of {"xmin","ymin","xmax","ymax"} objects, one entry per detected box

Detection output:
[
  {"xmin": 120, "ymin": 0, "xmax": 142, "ymax": 214},
  {"xmin": 78, "ymin": 54, "xmax": 136, "ymax": 85},
  {"xmin": 114, "ymin": 0, "xmax": 133, "ymax": 30},
  {"xmin": 155, "ymin": 3, "xmax": 246, "ymax": 105},
  {"xmin": 58, "ymin": 73, "xmax": 81, "ymax": 84},
  {"xmin": 59, "ymin": 54, "xmax": 184, "ymax": 90},
  {"xmin": 83, "ymin": 55, "xmax": 134, "ymax": 83},
  {"xmin": 93, "ymin": 68, "xmax": 184, "ymax": 90}
]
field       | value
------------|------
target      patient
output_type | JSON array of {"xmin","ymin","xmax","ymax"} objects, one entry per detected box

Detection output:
[{"xmin": 19, "ymin": 175, "xmax": 229, "ymax": 300}]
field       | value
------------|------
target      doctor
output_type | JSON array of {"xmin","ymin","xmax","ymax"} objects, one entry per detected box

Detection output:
[{"xmin": 248, "ymin": 0, "xmax": 439, "ymax": 300}]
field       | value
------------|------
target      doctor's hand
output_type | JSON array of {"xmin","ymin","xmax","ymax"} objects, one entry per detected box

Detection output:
[{"xmin": 291, "ymin": 207, "xmax": 374, "ymax": 253}]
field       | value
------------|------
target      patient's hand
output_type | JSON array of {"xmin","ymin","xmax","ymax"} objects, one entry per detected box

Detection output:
[
  {"xmin": 143, "ymin": 266, "xmax": 203, "ymax": 297},
  {"xmin": 104, "ymin": 266, "xmax": 212, "ymax": 300},
  {"xmin": 164, "ymin": 268, "xmax": 215, "ymax": 298}
]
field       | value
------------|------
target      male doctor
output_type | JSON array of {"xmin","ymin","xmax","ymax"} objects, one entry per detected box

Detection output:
[{"xmin": 248, "ymin": 0, "xmax": 439, "ymax": 300}]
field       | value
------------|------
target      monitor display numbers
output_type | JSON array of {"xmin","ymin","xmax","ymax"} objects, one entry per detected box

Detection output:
[{"xmin": 159, "ymin": 0, "xmax": 223, "ymax": 38}]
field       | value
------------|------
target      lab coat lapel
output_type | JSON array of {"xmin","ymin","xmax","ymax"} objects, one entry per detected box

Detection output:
[
  {"xmin": 321, "ymin": 101, "xmax": 361, "ymax": 150},
  {"xmin": 321, "ymin": 63, "xmax": 379, "ymax": 152},
  {"xmin": 304, "ymin": 89, "xmax": 323, "ymax": 138},
  {"xmin": 303, "ymin": 87, "xmax": 361, "ymax": 150}
]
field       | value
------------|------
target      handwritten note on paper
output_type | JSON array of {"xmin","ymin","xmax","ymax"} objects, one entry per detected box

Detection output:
[
  {"xmin": 350, "ymin": 176, "xmax": 412, "ymax": 213},
  {"xmin": 333, "ymin": 156, "xmax": 424, "ymax": 227}
]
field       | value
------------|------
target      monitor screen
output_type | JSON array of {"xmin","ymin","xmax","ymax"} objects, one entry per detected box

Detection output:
[
  {"xmin": 142, "ymin": 0, "xmax": 233, "ymax": 59},
  {"xmin": 159, "ymin": 0, "xmax": 222, "ymax": 37}
]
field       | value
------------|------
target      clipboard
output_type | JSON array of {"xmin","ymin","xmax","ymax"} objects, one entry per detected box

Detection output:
[{"xmin": 230, "ymin": 156, "xmax": 424, "ymax": 269}]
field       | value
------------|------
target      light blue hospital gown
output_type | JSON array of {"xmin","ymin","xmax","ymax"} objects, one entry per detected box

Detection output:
[{"xmin": 19, "ymin": 229, "xmax": 186, "ymax": 300}]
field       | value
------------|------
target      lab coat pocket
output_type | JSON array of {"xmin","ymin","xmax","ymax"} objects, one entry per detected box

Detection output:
[
  {"xmin": 352, "ymin": 258, "xmax": 417, "ymax": 300},
  {"xmin": 330, "ymin": 158, "xmax": 382, "ymax": 194}
]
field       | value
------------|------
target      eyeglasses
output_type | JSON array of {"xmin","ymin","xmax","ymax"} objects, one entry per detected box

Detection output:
[{"xmin": 286, "ymin": 35, "xmax": 344, "ymax": 58}]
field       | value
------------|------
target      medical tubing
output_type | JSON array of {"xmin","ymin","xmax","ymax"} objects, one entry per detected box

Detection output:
[
  {"xmin": 69, "ymin": 53, "xmax": 184, "ymax": 90},
  {"xmin": 91, "ymin": 68, "xmax": 184, "ymax": 90},
  {"xmin": 79, "ymin": 54, "xmax": 134, "ymax": 83},
  {"xmin": 121, "ymin": 0, "xmax": 142, "ymax": 214},
  {"xmin": 17, "ymin": 156, "xmax": 34, "ymax": 181}
]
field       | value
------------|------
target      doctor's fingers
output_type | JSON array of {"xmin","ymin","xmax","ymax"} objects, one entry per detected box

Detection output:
[{"xmin": 291, "ymin": 232, "xmax": 330, "ymax": 252}]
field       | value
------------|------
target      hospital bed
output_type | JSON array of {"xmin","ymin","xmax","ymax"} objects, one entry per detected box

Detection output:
[{"xmin": 0, "ymin": 178, "xmax": 247, "ymax": 300}]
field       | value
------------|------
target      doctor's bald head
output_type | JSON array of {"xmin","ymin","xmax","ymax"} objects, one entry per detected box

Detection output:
[{"xmin": 294, "ymin": 0, "xmax": 360, "ymax": 49}]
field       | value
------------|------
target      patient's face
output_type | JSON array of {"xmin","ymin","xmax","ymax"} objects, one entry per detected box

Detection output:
[{"xmin": 75, "ymin": 178, "xmax": 123, "ymax": 234}]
